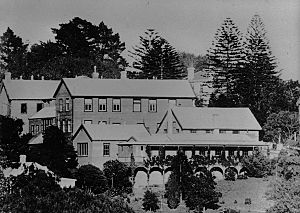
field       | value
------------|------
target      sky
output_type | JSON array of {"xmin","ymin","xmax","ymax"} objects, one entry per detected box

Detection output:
[{"xmin": 0, "ymin": 0, "xmax": 299, "ymax": 81}]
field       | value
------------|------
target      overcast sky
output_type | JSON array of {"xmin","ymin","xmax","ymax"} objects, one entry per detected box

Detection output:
[{"xmin": 0, "ymin": 0, "xmax": 299, "ymax": 81}]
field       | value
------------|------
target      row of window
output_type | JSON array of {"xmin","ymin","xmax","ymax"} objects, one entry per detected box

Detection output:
[
  {"xmin": 21, "ymin": 103, "xmax": 44, "ymax": 114},
  {"xmin": 59, "ymin": 98, "xmax": 70, "ymax": 112},
  {"xmin": 58, "ymin": 119, "xmax": 72, "ymax": 133},
  {"xmin": 30, "ymin": 119, "xmax": 54, "ymax": 135},
  {"xmin": 83, "ymin": 98, "xmax": 158, "ymax": 113},
  {"xmin": 77, "ymin": 143, "xmax": 110, "ymax": 157},
  {"xmin": 189, "ymin": 130, "xmax": 240, "ymax": 134}
]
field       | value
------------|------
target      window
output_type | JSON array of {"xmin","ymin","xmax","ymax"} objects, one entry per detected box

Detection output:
[
  {"xmin": 199, "ymin": 150, "xmax": 205, "ymax": 156},
  {"xmin": 84, "ymin": 98, "xmax": 93, "ymax": 111},
  {"xmin": 112, "ymin": 99, "xmax": 121, "ymax": 112},
  {"xmin": 31, "ymin": 125, "xmax": 35, "ymax": 134},
  {"xmin": 41, "ymin": 123, "xmax": 44, "ymax": 132},
  {"xmin": 98, "ymin": 121, "xmax": 107, "ymax": 124},
  {"xmin": 84, "ymin": 120, "xmax": 92, "ymax": 124},
  {"xmin": 243, "ymin": 150, "xmax": 248, "ymax": 156},
  {"xmin": 133, "ymin": 99, "xmax": 141, "ymax": 112},
  {"xmin": 141, "ymin": 146, "xmax": 143, "ymax": 151},
  {"xmin": 191, "ymin": 130, "xmax": 197, "ymax": 133},
  {"xmin": 59, "ymin": 99, "xmax": 63, "ymax": 112},
  {"xmin": 103, "ymin": 143, "xmax": 110, "ymax": 156},
  {"xmin": 215, "ymin": 150, "xmax": 221, "ymax": 156},
  {"xmin": 206, "ymin": 129, "xmax": 213, "ymax": 134},
  {"xmin": 233, "ymin": 130, "xmax": 239, "ymax": 134},
  {"xmin": 62, "ymin": 120, "xmax": 66, "ymax": 132},
  {"xmin": 37, "ymin": 103, "xmax": 43, "ymax": 112},
  {"xmin": 66, "ymin": 98, "xmax": 70, "ymax": 111},
  {"xmin": 149, "ymin": 99, "xmax": 157, "ymax": 112},
  {"xmin": 112, "ymin": 122, "xmax": 121, "ymax": 125},
  {"xmin": 98, "ymin": 98, "xmax": 107, "ymax": 111},
  {"xmin": 219, "ymin": 130, "xmax": 226, "ymax": 134},
  {"xmin": 21, "ymin": 103, "xmax": 27, "ymax": 114},
  {"xmin": 164, "ymin": 129, "xmax": 167, "ymax": 133},
  {"xmin": 36, "ymin": 125, "xmax": 39, "ymax": 133},
  {"xmin": 67, "ymin": 120, "xmax": 71, "ymax": 133},
  {"xmin": 77, "ymin": 143, "xmax": 88, "ymax": 156}
]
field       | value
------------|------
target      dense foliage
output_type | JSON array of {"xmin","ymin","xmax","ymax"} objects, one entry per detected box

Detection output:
[
  {"xmin": 0, "ymin": 115, "xmax": 31, "ymax": 166},
  {"xmin": 103, "ymin": 160, "xmax": 133, "ymax": 195},
  {"xmin": 76, "ymin": 164, "xmax": 108, "ymax": 194},
  {"xmin": 27, "ymin": 126, "xmax": 77, "ymax": 177},
  {"xmin": 130, "ymin": 29, "xmax": 184, "ymax": 79},
  {"xmin": 142, "ymin": 190, "xmax": 160, "ymax": 212},
  {"xmin": 0, "ymin": 165, "xmax": 134, "ymax": 213}
]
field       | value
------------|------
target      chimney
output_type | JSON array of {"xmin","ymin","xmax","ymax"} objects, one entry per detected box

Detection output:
[
  {"xmin": 120, "ymin": 70, "xmax": 127, "ymax": 79},
  {"xmin": 4, "ymin": 72, "xmax": 11, "ymax": 81},
  {"xmin": 92, "ymin": 66, "xmax": 99, "ymax": 79},
  {"xmin": 20, "ymin": 75, "xmax": 23, "ymax": 80},
  {"xmin": 31, "ymin": 75, "xmax": 34, "ymax": 80},
  {"xmin": 19, "ymin": 155, "xmax": 26, "ymax": 163},
  {"xmin": 41, "ymin": 76, "xmax": 44, "ymax": 80},
  {"xmin": 187, "ymin": 67, "xmax": 195, "ymax": 81},
  {"xmin": 167, "ymin": 103, "xmax": 173, "ymax": 135}
]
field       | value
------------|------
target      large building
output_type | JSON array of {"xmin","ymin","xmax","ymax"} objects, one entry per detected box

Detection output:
[
  {"xmin": 0, "ymin": 72, "xmax": 59, "ymax": 133},
  {"xmin": 53, "ymin": 72, "xmax": 195, "ymax": 135}
]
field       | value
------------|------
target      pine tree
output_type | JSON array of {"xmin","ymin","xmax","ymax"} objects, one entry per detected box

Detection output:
[
  {"xmin": 240, "ymin": 15, "xmax": 278, "ymax": 112},
  {"xmin": 207, "ymin": 18, "xmax": 245, "ymax": 105},
  {"xmin": 130, "ymin": 29, "xmax": 184, "ymax": 79},
  {"xmin": 0, "ymin": 27, "xmax": 28, "ymax": 78}
]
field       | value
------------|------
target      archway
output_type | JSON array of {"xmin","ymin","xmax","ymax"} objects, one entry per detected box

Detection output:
[
  {"xmin": 195, "ymin": 166, "xmax": 208, "ymax": 176},
  {"xmin": 149, "ymin": 167, "xmax": 163, "ymax": 186},
  {"xmin": 210, "ymin": 167, "xmax": 224, "ymax": 180},
  {"xmin": 134, "ymin": 167, "xmax": 148, "ymax": 188}
]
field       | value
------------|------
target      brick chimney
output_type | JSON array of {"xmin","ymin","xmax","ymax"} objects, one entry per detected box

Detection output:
[
  {"xmin": 4, "ymin": 72, "xmax": 11, "ymax": 81},
  {"xmin": 92, "ymin": 66, "xmax": 99, "ymax": 79},
  {"xmin": 31, "ymin": 75, "xmax": 34, "ymax": 80},
  {"xmin": 120, "ymin": 70, "xmax": 127, "ymax": 79},
  {"xmin": 187, "ymin": 67, "xmax": 195, "ymax": 81}
]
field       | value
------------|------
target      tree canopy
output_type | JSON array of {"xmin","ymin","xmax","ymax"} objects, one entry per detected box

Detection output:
[{"xmin": 130, "ymin": 29, "xmax": 184, "ymax": 79}]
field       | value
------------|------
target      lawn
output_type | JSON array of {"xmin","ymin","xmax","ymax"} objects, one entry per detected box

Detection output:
[{"xmin": 129, "ymin": 177, "xmax": 274, "ymax": 213}]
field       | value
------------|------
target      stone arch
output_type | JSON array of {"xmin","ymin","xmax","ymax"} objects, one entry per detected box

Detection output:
[
  {"xmin": 149, "ymin": 167, "xmax": 163, "ymax": 175},
  {"xmin": 134, "ymin": 167, "xmax": 148, "ymax": 177},
  {"xmin": 225, "ymin": 167, "xmax": 238, "ymax": 175},
  {"xmin": 210, "ymin": 167, "xmax": 224, "ymax": 175},
  {"xmin": 239, "ymin": 167, "xmax": 249, "ymax": 175},
  {"xmin": 164, "ymin": 167, "xmax": 173, "ymax": 174},
  {"xmin": 195, "ymin": 166, "xmax": 208, "ymax": 174}
]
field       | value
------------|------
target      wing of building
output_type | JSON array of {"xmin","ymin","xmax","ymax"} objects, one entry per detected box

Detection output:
[{"xmin": 0, "ymin": 72, "xmax": 59, "ymax": 133}]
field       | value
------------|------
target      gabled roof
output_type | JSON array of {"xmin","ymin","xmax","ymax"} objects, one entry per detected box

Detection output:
[
  {"xmin": 55, "ymin": 78, "xmax": 195, "ymax": 98},
  {"xmin": 29, "ymin": 106, "xmax": 56, "ymax": 120},
  {"xmin": 3, "ymin": 80, "xmax": 59, "ymax": 100},
  {"xmin": 28, "ymin": 132, "xmax": 43, "ymax": 145},
  {"xmin": 169, "ymin": 107, "xmax": 261, "ymax": 130},
  {"xmin": 73, "ymin": 124, "xmax": 151, "ymax": 141},
  {"xmin": 119, "ymin": 133, "xmax": 266, "ymax": 146}
]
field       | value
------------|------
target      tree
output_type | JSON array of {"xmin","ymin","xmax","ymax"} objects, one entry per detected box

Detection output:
[
  {"xmin": 0, "ymin": 115, "xmax": 31, "ymax": 166},
  {"xmin": 179, "ymin": 52, "xmax": 209, "ymax": 72},
  {"xmin": 263, "ymin": 111, "xmax": 299, "ymax": 144},
  {"xmin": 225, "ymin": 167, "xmax": 237, "ymax": 181},
  {"xmin": 103, "ymin": 160, "xmax": 132, "ymax": 195},
  {"xmin": 207, "ymin": 18, "xmax": 245, "ymax": 105},
  {"xmin": 185, "ymin": 171, "xmax": 221, "ymax": 212},
  {"xmin": 27, "ymin": 126, "xmax": 77, "ymax": 177},
  {"xmin": 130, "ymin": 29, "xmax": 184, "ymax": 79},
  {"xmin": 142, "ymin": 190, "xmax": 160, "ymax": 212},
  {"xmin": 76, "ymin": 164, "xmax": 108, "ymax": 194},
  {"xmin": 241, "ymin": 150, "xmax": 271, "ymax": 177},
  {"xmin": 0, "ymin": 27, "xmax": 28, "ymax": 79},
  {"xmin": 1, "ymin": 165, "xmax": 134, "ymax": 213},
  {"xmin": 52, "ymin": 17, "xmax": 126, "ymax": 78}
]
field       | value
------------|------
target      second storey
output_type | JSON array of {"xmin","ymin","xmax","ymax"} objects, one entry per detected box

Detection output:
[{"xmin": 54, "ymin": 77, "xmax": 196, "ymax": 134}]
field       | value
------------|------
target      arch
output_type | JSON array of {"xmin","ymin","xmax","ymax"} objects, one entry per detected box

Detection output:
[
  {"xmin": 149, "ymin": 167, "xmax": 163, "ymax": 175},
  {"xmin": 225, "ymin": 167, "xmax": 238, "ymax": 175},
  {"xmin": 210, "ymin": 167, "xmax": 224, "ymax": 175},
  {"xmin": 195, "ymin": 166, "xmax": 208, "ymax": 174},
  {"xmin": 239, "ymin": 167, "xmax": 249, "ymax": 175},
  {"xmin": 134, "ymin": 167, "xmax": 148, "ymax": 177},
  {"xmin": 164, "ymin": 167, "xmax": 173, "ymax": 174}
]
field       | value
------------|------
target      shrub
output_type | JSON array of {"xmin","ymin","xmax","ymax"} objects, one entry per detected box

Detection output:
[
  {"xmin": 225, "ymin": 168, "xmax": 236, "ymax": 181},
  {"xmin": 142, "ymin": 190, "xmax": 160, "ymax": 212}
]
